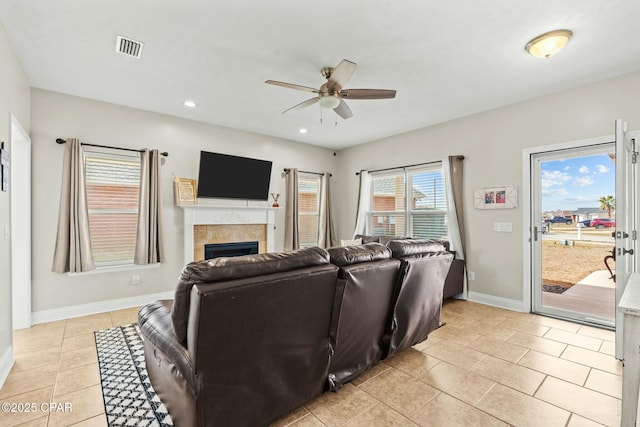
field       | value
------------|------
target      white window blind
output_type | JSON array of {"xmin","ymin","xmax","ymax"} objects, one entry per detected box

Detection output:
[
  {"xmin": 84, "ymin": 149, "xmax": 140, "ymax": 266},
  {"xmin": 409, "ymin": 168, "xmax": 448, "ymax": 240},
  {"xmin": 369, "ymin": 164, "xmax": 448, "ymax": 240},
  {"xmin": 298, "ymin": 173, "xmax": 320, "ymax": 247}
]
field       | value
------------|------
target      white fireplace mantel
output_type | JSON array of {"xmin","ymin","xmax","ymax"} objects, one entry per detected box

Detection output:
[{"xmin": 181, "ymin": 205, "xmax": 276, "ymax": 264}]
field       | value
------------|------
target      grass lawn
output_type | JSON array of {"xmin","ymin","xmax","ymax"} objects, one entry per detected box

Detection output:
[{"xmin": 542, "ymin": 240, "xmax": 614, "ymax": 288}]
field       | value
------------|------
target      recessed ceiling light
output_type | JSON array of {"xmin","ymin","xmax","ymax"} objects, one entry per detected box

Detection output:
[
  {"xmin": 184, "ymin": 100, "xmax": 196, "ymax": 108},
  {"xmin": 299, "ymin": 128, "xmax": 308, "ymax": 134}
]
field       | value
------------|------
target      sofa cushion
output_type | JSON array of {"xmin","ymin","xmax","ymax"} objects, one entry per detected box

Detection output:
[
  {"xmin": 171, "ymin": 246, "xmax": 330, "ymax": 345},
  {"xmin": 387, "ymin": 239, "xmax": 448, "ymax": 257},
  {"xmin": 328, "ymin": 242, "xmax": 391, "ymax": 266}
]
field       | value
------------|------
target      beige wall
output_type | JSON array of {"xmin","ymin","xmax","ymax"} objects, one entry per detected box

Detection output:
[
  {"xmin": 30, "ymin": 89, "xmax": 337, "ymax": 312},
  {"xmin": 0, "ymin": 22, "xmax": 30, "ymax": 362},
  {"xmin": 336, "ymin": 71, "xmax": 640, "ymax": 304}
]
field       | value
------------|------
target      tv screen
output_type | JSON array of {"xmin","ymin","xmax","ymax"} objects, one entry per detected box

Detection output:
[{"xmin": 197, "ymin": 151, "xmax": 273, "ymax": 200}]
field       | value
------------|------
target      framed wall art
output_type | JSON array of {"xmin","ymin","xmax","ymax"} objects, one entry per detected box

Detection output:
[
  {"xmin": 174, "ymin": 177, "xmax": 197, "ymax": 205},
  {"xmin": 474, "ymin": 185, "xmax": 517, "ymax": 209}
]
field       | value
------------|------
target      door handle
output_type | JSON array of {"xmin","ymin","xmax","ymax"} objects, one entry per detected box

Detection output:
[{"xmin": 618, "ymin": 248, "xmax": 634, "ymax": 256}]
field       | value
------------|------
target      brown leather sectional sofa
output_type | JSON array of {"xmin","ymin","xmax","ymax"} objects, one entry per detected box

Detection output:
[{"xmin": 138, "ymin": 240, "xmax": 453, "ymax": 427}]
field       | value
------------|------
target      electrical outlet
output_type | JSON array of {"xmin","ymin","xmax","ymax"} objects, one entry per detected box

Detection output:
[
  {"xmin": 468, "ymin": 271, "xmax": 475, "ymax": 281},
  {"xmin": 131, "ymin": 275, "xmax": 141, "ymax": 286}
]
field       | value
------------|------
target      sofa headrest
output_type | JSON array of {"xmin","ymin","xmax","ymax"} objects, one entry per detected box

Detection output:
[
  {"xmin": 379, "ymin": 236, "xmax": 411, "ymax": 245},
  {"xmin": 354, "ymin": 234, "xmax": 380, "ymax": 244},
  {"xmin": 355, "ymin": 234, "xmax": 412, "ymax": 245},
  {"xmin": 387, "ymin": 239, "xmax": 448, "ymax": 257},
  {"xmin": 171, "ymin": 246, "xmax": 330, "ymax": 346},
  {"xmin": 328, "ymin": 242, "xmax": 391, "ymax": 266},
  {"xmin": 180, "ymin": 246, "xmax": 330, "ymax": 284}
]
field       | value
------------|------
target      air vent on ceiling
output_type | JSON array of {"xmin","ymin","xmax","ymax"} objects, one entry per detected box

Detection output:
[{"xmin": 115, "ymin": 35, "xmax": 143, "ymax": 58}]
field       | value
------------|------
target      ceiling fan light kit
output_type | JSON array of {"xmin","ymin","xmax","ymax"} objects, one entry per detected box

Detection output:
[
  {"xmin": 319, "ymin": 94, "xmax": 341, "ymax": 109},
  {"xmin": 265, "ymin": 59, "xmax": 396, "ymax": 121},
  {"xmin": 525, "ymin": 29, "xmax": 573, "ymax": 59}
]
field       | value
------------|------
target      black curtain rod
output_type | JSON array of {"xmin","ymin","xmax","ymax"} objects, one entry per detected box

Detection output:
[
  {"xmin": 355, "ymin": 156, "xmax": 464, "ymax": 175},
  {"xmin": 56, "ymin": 138, "xmax": 168, "ymax": 157},
  {"xmin": 284, "ymin": 168, "xmax": 332, "ymax": 177}
]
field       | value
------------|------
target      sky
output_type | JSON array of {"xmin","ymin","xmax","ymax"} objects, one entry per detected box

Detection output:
[{"xmin": 541, "ymin": 153, "xmax": 615, "ymax": 212}]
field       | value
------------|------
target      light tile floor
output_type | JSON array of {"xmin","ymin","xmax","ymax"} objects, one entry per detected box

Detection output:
[{"xmin": 0, "ymin": 300, "xmax": 622, "ymax": 427}]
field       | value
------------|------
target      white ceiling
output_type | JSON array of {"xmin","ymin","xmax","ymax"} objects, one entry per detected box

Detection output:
[{"xmin": 1, "ymin": 1, "xmax": 639, "ymax": 150}]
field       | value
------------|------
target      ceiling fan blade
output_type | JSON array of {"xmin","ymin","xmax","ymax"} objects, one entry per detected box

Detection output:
[
  {"xmin": 265, "ymin": 80, "xmax": 319, "ymax": 94},
  {"xmin": 339, "ymin": 89, "xmax": 396, "ymax": 99},
  {"xmin": 282, "ymin": 97, "xmax": 319, "ymax": 114},
  {"xmin": 327, "ymin": 59, "xmax": 356, "ymax": 91},
  {"xmin": 333, "ymin": 99, "xmax": 353, "ymax": 119}
]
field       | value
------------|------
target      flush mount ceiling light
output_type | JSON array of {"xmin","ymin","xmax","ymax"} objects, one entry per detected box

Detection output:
[
  {"xmin": 299, "ymin": 128, "xmax": 308, "ymax": 134},
  {"xmin": 183, "ymin": 100, "xmax": 196, "ymax": 108},
  {"xmin": 525, "ymin": 29, "xmax": 573, "ymax": 59}
]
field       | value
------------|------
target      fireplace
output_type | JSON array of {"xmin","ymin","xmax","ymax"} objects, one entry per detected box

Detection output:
[
  {"xmin": 180, "ymin": 205, "xmax": 276, "ymax": 264},
  {"xmin": 205, "ymin": 241, "xmax": 259, "ymax": 260}
]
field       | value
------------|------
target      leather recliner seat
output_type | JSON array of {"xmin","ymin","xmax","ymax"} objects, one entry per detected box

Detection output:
[
  {"xmin": 326, "ymin": 243, "xmax": 401, "ymax": 391},
  {"xmin": 139, "ymin": 247, "xmax": 339, "ymax": 427},
  {"xmin": 387, "ymin": 239, "xmax": 454, "ymax": 356}
]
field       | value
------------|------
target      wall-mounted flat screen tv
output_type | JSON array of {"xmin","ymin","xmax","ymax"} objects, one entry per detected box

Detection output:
[{"xmin": 197, "ymin": 151, "xmax": 273, "ymax": 200}]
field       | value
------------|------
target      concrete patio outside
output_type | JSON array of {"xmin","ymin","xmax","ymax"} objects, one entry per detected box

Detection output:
[{"xmin": 542, "ymin": 270, "xmax": 615, "ymax": 321}]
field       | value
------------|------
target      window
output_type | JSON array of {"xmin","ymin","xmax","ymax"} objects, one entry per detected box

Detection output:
[
  {"xmin": 298, "ymin": 173, "xmax": 321, "ymax": 247},
  {"xmin": 369, "ymin": 165, "xmax": 448, "ymax": 240},
  {"xmin": 84, "ymin": 149, "xmax": 140, "ymax": 266}
]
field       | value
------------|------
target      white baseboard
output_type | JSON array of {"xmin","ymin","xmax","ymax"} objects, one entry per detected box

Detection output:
[
  {"xmin": 31, "ymin": 291, "xmax": 174, "ymax": 325},
  {"xmin": 0, "ymin": 345, "xmax": 14, "ymax": 389},
  {"xmin": 467, "ymin": 291, "xmax": 525, "ymax": 312}
]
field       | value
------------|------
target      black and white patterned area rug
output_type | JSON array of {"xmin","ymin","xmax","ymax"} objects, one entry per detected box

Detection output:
[{"xmin": 95, "ymin": 324, "xmax": 173, "ymax": 427}]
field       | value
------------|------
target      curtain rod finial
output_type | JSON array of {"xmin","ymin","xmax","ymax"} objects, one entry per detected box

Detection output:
[{"xmin": 56, "ymin": 138, "xmax": 66, "ymax": 144}]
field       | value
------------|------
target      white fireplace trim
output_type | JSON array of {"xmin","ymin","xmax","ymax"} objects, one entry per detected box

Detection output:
[{"xmin": 181, "ymin": 205, "xmax": 276, "ymax": 264}]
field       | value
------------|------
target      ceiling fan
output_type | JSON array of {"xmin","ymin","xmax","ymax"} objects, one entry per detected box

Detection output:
[{"xmin": 265, "ymin": 59, "xmax": 396, "ymax": 120}]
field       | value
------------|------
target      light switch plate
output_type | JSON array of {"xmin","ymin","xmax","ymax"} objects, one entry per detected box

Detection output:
[{"xmin": 494, "ymin": 222, "xmax": 513, "ymax": 232}]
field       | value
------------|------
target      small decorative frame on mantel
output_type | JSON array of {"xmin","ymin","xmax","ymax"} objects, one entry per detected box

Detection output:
[
  {"xmin": 174, "ymin": 177, "xmax": 197, "ymax": 206},
  {"xmin": 474, "ymin": 185, "xmax": 517, "ymax": 209}
]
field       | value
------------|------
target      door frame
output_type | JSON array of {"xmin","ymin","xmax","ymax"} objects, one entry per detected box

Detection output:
[
  {"xmin": 522, "ymin": 134, "xmax": 613, "ymax": 313},
  {"xmin": 529, "ymin": 142, "xmax": 615, "ymax": 325},
  {"xmin": 10, "ymin": 114, "xmax": 31, "ymax": 330}
]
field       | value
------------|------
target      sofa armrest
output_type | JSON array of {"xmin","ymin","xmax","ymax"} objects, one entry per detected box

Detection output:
[{"xmin": 139, "ymin": 300, "xmax": 197, "ymax": 392}]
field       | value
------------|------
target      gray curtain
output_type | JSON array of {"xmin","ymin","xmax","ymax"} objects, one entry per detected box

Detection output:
[
  {"xmin": 318, "ymin": 172, "xmax": 335, "ymax": 248},
  {"xmin": 52, "ymin": 138, "xmax": 95, "ymax": 273},
  {"xmin": 135, "ymin": 149, "xmax": 165, "ymax": 264},
  {"xmin": 284, "ymin": 168, "xmax": 299, "ymax": 251}
]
